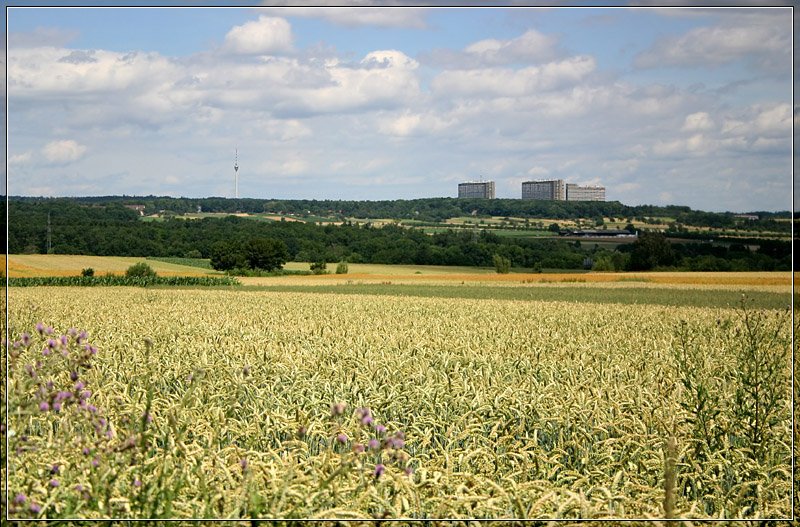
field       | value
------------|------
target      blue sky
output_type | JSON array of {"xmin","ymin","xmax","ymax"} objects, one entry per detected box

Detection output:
[{"xmin": 5, "ymin": 5, "xmax": 795, "ymax": 212}]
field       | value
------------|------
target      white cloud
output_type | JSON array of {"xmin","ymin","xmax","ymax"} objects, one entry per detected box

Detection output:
[
  {"xmin": 464, "ymin": 29, "xmax": 560, "ymax": 66},
  {"xmin": 682, "ymin": 111, "xmax": 714, "ymax": 132},
  {"xmin": 423, "ymin": 29, "xmax": 562, "ymax": 69},
  {"xmin": 41, "ymin": 140, "xmax": 87, "ymax": 164},
  {"xmin": 635, "ymin": 21, "xmax": 790, "ymax": 70},
  {"xmin": 526, "ymin": 166, "xmax": 550, "ymax": 177},
  {"xmin": 8, "ymin": 151, "xmax": 32, "ymax": 165},
  {"xmin": 223, "ymin": 16, "xmax": 293, "ymax": 55},
  {"xmin": 431, "ymin": 56, "xmax": 595, "ymax": 98},
  {"xmin": 379, "ymin": 110, "xmax": 451, "ymax": 137},
  {"xmin": 260, "ymin": 5, "xmax": 428, "ymax": 29}
]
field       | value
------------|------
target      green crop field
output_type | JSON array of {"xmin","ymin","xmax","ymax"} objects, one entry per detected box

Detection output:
[{"xmin": 4, "ymin": 277, "xmax": 793, "ymax": 520}]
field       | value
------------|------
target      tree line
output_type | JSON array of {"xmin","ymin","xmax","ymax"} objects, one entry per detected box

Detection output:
[
  {"xmin": 6, "ymin": 199, "xmax": 791, "ymax": 272},
  {"xmin": 9, "ymin": 195, "xmax": 790, "ymax": 232}
]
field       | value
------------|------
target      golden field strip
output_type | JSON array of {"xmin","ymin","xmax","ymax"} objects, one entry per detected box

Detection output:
[
  {"xmin": 4, "ymin": 279, "xmax": 793, "ymax": 519},
  {"xmin": 4, "ymin": 255, "xmax": 214, "ymax": 278},
  {"xmin": 3, "ymin": 255, "xmax": 792, "ymax": 289}
]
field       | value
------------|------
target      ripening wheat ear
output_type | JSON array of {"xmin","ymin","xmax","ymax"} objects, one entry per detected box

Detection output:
[{"xmin": 663, "ymin": 433, "xmax": 677, "ymax": 519}]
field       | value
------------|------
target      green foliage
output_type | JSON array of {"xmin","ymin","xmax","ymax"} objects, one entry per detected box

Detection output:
[
  {"xmin": 548, "ymin": 222, "xmax": 561, "ymax": 233},
  {"xmin": 125, "ymin": 262, "xmax": 157, "ymax": 278},
  {"xmin": 244, "ymin": 237, "xmax": 288, "ymax": 271},
  {"xmin": 671, "ymin": 300, "xmax": 791, "ymax": 513},
  {"xmin": 335, "ymin": 261, "xmax": 349, "ymax": 274},
  {"xmin": 627, "ymin": 231, "xmax": 677, "ymax": 270},
  {"xmin": 210, "ymin": 241, "xmax": 245, "ymax": 271},
  {"xmin": 492, "ymin": 254, "xmax": 511, "ymax": 274},
  {"xmin": 81, "ymin": 268, "xmax": 95, "ymax": 277},
  {"xmin": 8, "ymin": 275, "xmax": 240, "ymax": 287},
  {"xmin": 146, "ymin": 257, "xmax": 213, "ymax": 270},
  {"xmin": 310, "ymin": 261, "xmax": 328, "ymax": 275},
  {"xmin": 729, "ymin": 301, "xmax": 790, "ymax": 462},
  {"xmin": 6, "ymin": 198, "xmax": 791, "ymax": 272}
]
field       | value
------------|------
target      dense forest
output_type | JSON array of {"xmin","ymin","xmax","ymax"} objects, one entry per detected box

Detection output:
[
  {"xmin": 6, "ymin": 198, "xmax": 792, "ymax": 272},
  {"xmin": 8, "ymin": 195, "xmax": 791, "ymax": 233}
]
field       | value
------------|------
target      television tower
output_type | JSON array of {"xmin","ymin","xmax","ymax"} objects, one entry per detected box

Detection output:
[{"xmin": 234, "ymin": 148, "xmax": 239, "ymax": 199}]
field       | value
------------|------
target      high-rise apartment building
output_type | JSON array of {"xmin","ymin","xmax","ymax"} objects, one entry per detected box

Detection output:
[
  {"xmin": 458, "ymin": 181, "xmax": 496, "ymax": 199},
  {"xmin": 521, "ymin": 179, "xmax": 566, "ymax": 201},
  {"xmin": 566, "ymin": 184, "xmax": 606, "ymax": 201}
]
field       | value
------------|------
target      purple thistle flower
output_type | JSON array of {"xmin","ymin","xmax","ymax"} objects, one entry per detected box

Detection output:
[
  {"xmin": 45, "ymin": 326, "xmax": 54, "ymax": 335},
  {"xmin": 134, "ymin": 479, "xmax": 142, "ymax": 488},
  {"xmin": 42, "ymin": 348, "xmax": 51, "ymax": 356},
  {"xmin": 78, "ymin": 330, "xmax": 87, "ymax": 343},
  {"xmin": 70, "ymin": 371, "xmax": 79, "ymax": 381},
  {"xmin": 39, "ymin": 401, "xmax": 50, "ymax": 412},
  {"xmin": 13, "ymin": 493, "xmax": 26, "ymax": 505},
  {"xmin": 352, "ymin": 443, "xmax": 365, "ymax": 454},
  {"xmin": 24, "ymin": 364, "xmax": 36, "ymax": 377},
  {"xmin": 46, "ymin": 380, "xmax": 54, "ymax": 390},
  {"xmin": 12, "ymin": 340, "xmax": 21, "ymax": 349},
  {"xmin": 374, "ymin": 464, "xmax": 385, "ymax": 478},
  {"xmin": 240, "ymin": 458, "xmax": 248, "ymax": 471},
  {"xmin": 361, "ymin": 415, "xmax": 374, "ymax": 426},
  {"xmin": 368, "ymin": 438, "xmax": 380, "ymax": 450},
  {"xmin": 47, "ymin": 338, "xmax": 57, "ymax": 349},
  {"xmin": 89, "ymin": 346, "xmax": 98, "ymax": 355},
  {"xmin": 374, "ymin": 424, "xmax": 386, "ymax": 434},
  {"xmin": 87, "ymin": 404, "xmax": 97, "ymax": 413},
  {"xmin": 389, "ymin": 437, "xmax": 405, "ymax": 449},
  {"xmin": 51, "ymin": 464, "xmax": 60, "ymax": 474},
  {"xmin": 74, "ymin": 381, "xmax": 85, "ymax": 391},
  {"xmin": 143, "ymin": 412, "xmax": 153, "ymax": 424},
  {"xmin": 50, "ymin": 479, "xmax": 59, "ymax": 488},
  {"xmin": 68, "ymin": 328, "xmax": 78, "ymax": 337},
  {"xmin": 29, "ymin": 502, "xmax": 42, "ymax": 514},
  {"xmin": 75, "ymin": 484, "xmax": 84, "ymax": 492},
  {"xmin": 331, "ymin": 402, "xmax": 347, "ymax": 416},
  {"xmin": 82, "ymin": 447, "xmax": 91, "ymax": 455},
  {"xmin": 60, "ymin": 335, "xmax": 69, "ymax": 346},
  {"xmin": 80, "ymin": 390, "xmax": 91, "ymax": 400},
  {"xmin": 404, "ymin": 467, "xmax": 414, "ymax": 476},
  {"xmin": 21, "ymin": 332, "xmax": 31, "ymax": 345},
  {"xmin": 91, "ymin": 458, "xmax": 99, "ymax": 468},
  {"xmin": 53, "ymin": 402, "xmax": 62, "ymax": 412},
  {"xmin": 336, "ymin": 433, "xmax": 348, "ymax": 444},
  {"xmin": 35, "ymin": 322, "xmax": 45, "ymax": 334}
]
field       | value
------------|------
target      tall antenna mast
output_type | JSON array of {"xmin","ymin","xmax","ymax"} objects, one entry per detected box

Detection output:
[{"xmin": 234, "ymin": 147, "xmax": 239, "ymax": 199}]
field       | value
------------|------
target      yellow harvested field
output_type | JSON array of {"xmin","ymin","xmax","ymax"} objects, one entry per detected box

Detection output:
[
  {"xmin": 242, "ymin": 267, "xmax": 791, "ymax": 289},
  {"xmin": 3, "ymin": 254, "xmax": 216, "ymax": 278}
]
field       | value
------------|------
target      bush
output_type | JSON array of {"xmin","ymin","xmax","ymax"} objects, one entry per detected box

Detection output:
[
  {"xmin": 81, "ymin": 268, "xmax": 95, "ymax": 277},
  {"xmin": 125, "ymin": 262, "xmax": 157, "ymax": 278},
  {"xmin": 493, "ymin": 254, "xmax": 511, "ymax": 274},
  {"xmin": 184, "ymin": 249, "xmax": 202, "ymax": 259},
  {"xmin": 335, "ymin": 261, "xmax": 349, "ymax": 274},
  {"xmin": 310, "ymin": 261, "xmax": 328, "ymax": 275}
]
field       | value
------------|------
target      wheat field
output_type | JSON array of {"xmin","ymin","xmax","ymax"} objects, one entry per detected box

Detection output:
[{"xmin": 4, "ymin": 286, "xmax": 792, "ymax": 520}]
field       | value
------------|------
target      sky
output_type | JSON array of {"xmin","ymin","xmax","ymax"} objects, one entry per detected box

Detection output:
[{"xmin": 4, "ymin": 4, "xmax": 796, "ymax": 212}]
